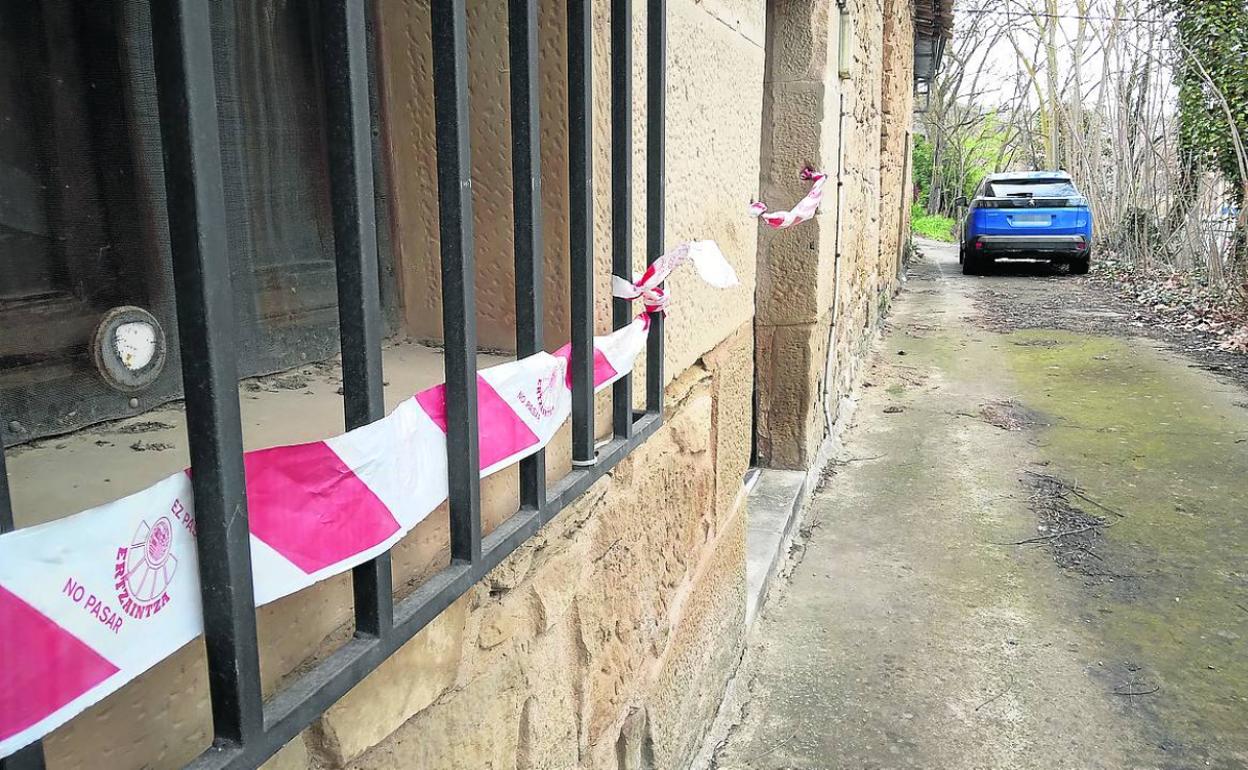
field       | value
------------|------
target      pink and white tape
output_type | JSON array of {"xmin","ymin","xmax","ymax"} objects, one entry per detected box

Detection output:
[
  {"xmin": 610, "ymin": 239, "xmax": 740, "ymax": 312},
  {"xmin": 748, "ymin": 168, "xmax": 827, "ymax": 229},
  {"xmin": 0, "ymin": 242, "xmax": 737, "ymax": 758}
]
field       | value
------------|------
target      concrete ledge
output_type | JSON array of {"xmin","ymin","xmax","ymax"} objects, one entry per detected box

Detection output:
[{"xmin": 744, "ymin": 468, "xmax": 809, "ymax": 624}]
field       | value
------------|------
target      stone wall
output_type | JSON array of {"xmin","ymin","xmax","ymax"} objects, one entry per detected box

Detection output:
[
  {"xmin": 753, "ymin": 0, "xmax": 840, "ymax": 470},
  {"xmin": 38, "ymin": 321, "xmax": 754, "ymax": 770},
  {"xmin": 32, "ymin": 1, "xmax": 759, "ymax": 769},
  {"xmin": 317, "ymin": 2, "xmax": 767, "ymax": 762},
  {"xmin": 754, "ymin": 0, "xmax": 917, "ymax": 470},
  {"xmin": 828, "ymin": 0, "xmax": 887, "ymax": 426},
  {"xmin": 18, "ymin": 0, "xmax": 923, "ymax": 764},
  {"xmin": 263, "ymin": 324, "xmax": 754, "ymax": 770},
  {"xmin": 284, "ymin": 0, "xmax": 765, "ymax": 765},
  {"xmin": 877, "ymin": 0, "xmax": 917, "ymax": 288},
  {"xmin": 380, "ymin": 0, "xmax": 762, "ymax": 385}
]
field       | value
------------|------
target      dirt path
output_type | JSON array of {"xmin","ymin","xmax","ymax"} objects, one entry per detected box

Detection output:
[{"xmin": 710, "ymin": 241, "xmax": 1248, "ymax": 770}]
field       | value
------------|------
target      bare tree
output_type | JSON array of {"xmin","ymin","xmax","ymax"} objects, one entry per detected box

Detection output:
[{"xmin": 923, "ymin": 0, "xmax": 1245, "ymax": 289}]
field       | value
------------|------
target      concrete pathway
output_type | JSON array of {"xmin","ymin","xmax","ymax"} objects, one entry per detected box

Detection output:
[{"xmin": 711, "ymin": 241, "xmax": 1248, "ymax": 770}]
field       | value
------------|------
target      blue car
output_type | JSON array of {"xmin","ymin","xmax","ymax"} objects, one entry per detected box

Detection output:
[{"xmin": 956, "ymin": 171, "xmax": 1093, "ymax": 275}]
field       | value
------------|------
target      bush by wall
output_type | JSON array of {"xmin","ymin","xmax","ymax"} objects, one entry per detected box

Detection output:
[{"xmin": 910, "ymin": 204, "xmax": 957, "ymax": 242}]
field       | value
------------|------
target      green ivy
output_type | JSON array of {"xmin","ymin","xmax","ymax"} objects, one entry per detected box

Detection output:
[{"xmin": 1171, "ymin": 0, "xmax": 1248, "ymax": 198}]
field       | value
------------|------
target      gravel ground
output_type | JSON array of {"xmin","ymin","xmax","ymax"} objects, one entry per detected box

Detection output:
[{"xmin": 970, "ymin": 261, "xmax": 1248, "ymax": 392}]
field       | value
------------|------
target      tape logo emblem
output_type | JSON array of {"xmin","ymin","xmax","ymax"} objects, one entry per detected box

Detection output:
[{"xmin": 115, "ymin": 516, "xmax": 178, "ymax": 620}]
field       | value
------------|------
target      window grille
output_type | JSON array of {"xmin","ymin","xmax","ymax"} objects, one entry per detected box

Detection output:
[{"xmin": 0, "ymin": 0, "xmax": 668, "ymax": 766}]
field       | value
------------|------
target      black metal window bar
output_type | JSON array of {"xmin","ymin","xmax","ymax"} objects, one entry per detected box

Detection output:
[{"xmin": 0, "ymin": 0, "xmax": 666, "ymax": 767}]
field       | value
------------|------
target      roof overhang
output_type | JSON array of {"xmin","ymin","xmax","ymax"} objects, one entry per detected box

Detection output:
[{"xmin": 914, "ymin": 0, "xmax": 954, "ymax": 84}]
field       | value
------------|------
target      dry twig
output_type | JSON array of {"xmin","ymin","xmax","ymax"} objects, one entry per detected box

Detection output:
[
  {"xmin": 974, "ymin": 681, "xmax": 1014, "ymax": 712},
  {"xmin": 995, "ymin": 522, "xmax": 1110, "ymax": 546},
  {"xmin": 1112, "ymin": 685, "xmax": 1159, "ymax": 696}
]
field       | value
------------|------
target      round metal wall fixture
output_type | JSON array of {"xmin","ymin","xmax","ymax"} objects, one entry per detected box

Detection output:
[{"xmin": 92, "ymin": 306, "xmax": 167, "ymax": 393}]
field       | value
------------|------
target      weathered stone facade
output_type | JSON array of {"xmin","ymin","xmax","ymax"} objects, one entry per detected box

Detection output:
[
  {"xmin": 379, "ymin": 0, "xmax": 762, "ymax": 382},
  {"xmin": 755, "ymin": 0, "xmax": 917, "ymax": 470},
  {"xmin": 288, "ymin": 326, "xmax": 753, "ymax": 770},
  {"xmin": 23, "ymin": 0, "xmax": 923, "ymax": 765},
  {"xmin": 878, "ymin": 0, "xmax": 917, "ymax": 291}
]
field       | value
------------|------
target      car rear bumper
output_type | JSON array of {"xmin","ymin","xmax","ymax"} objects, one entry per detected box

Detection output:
[{"xmin": 973, "ymin": 235, "xmax": 1090, "ymax": 256}]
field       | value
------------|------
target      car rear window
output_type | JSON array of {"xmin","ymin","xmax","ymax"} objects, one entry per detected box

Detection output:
[{"xmin": 985, "ymin": 179, "xmax": 1079, "ymax": 198}]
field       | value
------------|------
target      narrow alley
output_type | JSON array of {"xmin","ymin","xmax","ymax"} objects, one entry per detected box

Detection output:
[{"xmin": 712, "ymin": 241, "xmax": 1248, "ymax": 770}]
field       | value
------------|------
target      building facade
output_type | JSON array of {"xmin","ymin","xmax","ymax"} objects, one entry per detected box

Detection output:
[{"xmin": 0, "ymin": 0, "xmax": 949, "ymax": 768}]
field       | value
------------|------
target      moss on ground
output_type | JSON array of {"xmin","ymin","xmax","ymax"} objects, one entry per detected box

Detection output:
[{"xmin": 1002, "ymin": 329, "xmax": 1248, "ymax": 760}]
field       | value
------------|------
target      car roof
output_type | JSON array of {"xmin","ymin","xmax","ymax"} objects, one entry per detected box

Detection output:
[{"xmin": 985, "ymin": 170, "xmax": 1073, "ymax": 182}]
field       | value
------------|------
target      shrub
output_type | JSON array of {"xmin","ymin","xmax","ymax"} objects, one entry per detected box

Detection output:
[{"xmin": 911, "ymin": 204, "xmax": 957, "ymax": 242}]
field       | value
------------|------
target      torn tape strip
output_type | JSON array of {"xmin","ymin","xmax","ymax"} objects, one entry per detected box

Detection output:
[
  {"xmin": 749, "ymin": 168, "xmax": 827, "ymax": 229},
  {"xmin": 610, "ymin": 239, "xmax": 739, "ymax": 313}
]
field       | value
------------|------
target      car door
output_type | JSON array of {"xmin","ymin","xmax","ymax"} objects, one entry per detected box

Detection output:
[{"xmin": 958, "ymin": 181, "xmax": 984, "ymax": 250}]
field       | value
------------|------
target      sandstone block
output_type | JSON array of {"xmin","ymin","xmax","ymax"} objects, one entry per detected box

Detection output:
[
  {"xmin": 766, "ymin": 0, "xmax": 833, "ymax": 82},
  {"xmin": 705, "ymin": 323, "xmax": 755, "ymax": 529},
  {"xmin": 646, "ymin": 504, "xmax": 747, "ymax": 769},
  {"xmin": 529, "ymin": 547, "xmax": 586, "ymax": 632},
  {"xmin": 477, "ymin": 604, "xmax": 519, "ymax": 650},
  {"xmin": 755, "ymin": 317, "xmax": 831, "ymax": 469},
  {"xmin": 614, "ymin": 707, "xmax": 655, "ymax": 770},
  {"xmin": 668, "ymin": 388, "xmax": 714, "ymax": 456},
  {"xmin": 694, "ymin": 0, "xmax": 767, "ymax": 46},
  {"xmin": 575, "ymin": 381, "xmax": 717, "ymax": 753},
  {"xmin": 315, "ymin": 595, "xmax": 468, "ymax": 765},
  {"xmin": 259, "ymin": 734, "xmax": 308, "ymax": 770},
  {"xmin": 350, "ymin": 656, "xmax": 527, "ymax": 770},
  {"xmin": 660, "ymin": 0, "xmax": 763, "ymax": 380},
  {"xmin": 516, "ymin": 616, "xmax": 584, "ymax": 769}
]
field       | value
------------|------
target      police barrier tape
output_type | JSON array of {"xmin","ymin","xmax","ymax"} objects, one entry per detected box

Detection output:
[
  {"xmin": 748, "ymin": 168, "xmax": 827, "ymax": 229},
  {"xmin": 0, "ymin": 241, "xmax": 737, "ymax": 758}
]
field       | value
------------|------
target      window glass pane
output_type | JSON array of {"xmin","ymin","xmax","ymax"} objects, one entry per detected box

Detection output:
[
  {"xmin": 986, "ymin": 180, "xmax": 1079, "ymax": 198},
  {"xmin": 212, "ymin": 0, "xmax": 340, "ymax": 375},
  {"xmin": 0, "ymin": 9, "xmax": 57, "ymax": 301}
]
